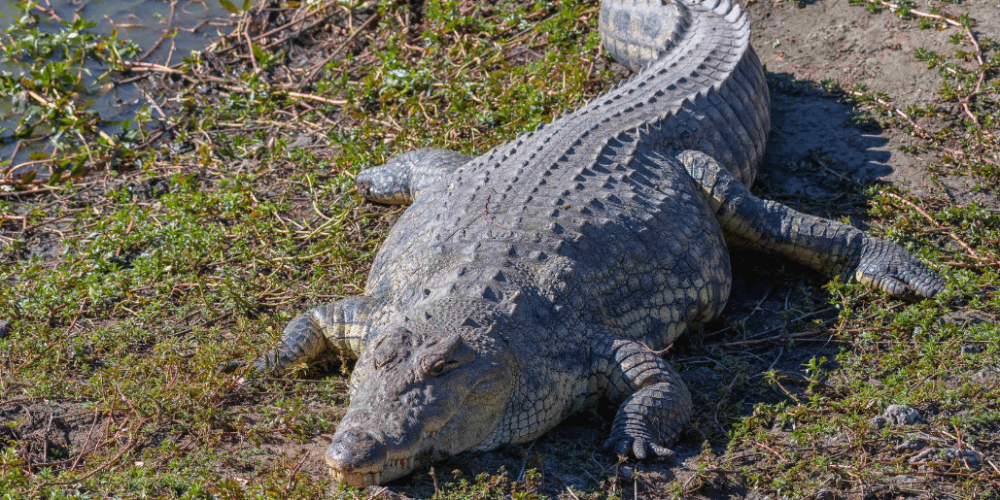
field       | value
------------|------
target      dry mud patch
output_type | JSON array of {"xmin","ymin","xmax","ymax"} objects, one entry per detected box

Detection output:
[
  {"xmin": 751, "ymin": 0, "xmax": 1000, "ymax": 205},
  {"xmin": 751, "ymin": 0, "xmax": 999, "ymax": 107}
]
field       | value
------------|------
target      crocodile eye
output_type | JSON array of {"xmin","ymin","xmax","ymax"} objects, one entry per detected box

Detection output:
[
  {"xmin": 426, "ymin": 359, "xmax": 446, "ymax": 376},
  {"xmin": 419, "ymin": 333, "xmax": 472, "ymax": 377},
  {"xmin": 422, "ymin": 357, "xmax": 456, "ymax": 377},
  {"xmin": 421, "ymin": 358, "xmax": 448, "ymax": 377}
]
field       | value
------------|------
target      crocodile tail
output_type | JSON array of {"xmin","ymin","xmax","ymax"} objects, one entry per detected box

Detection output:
[
  {"xmin": 599, "ymin": 0, "xmax": 748, "ymax": 73},
  {"xmin": 589, "ymin": 0, "xmax": 765, "ymax": 186},
  {"xmin": 435, "ymin": 0, "xmax": 767, "ymax": 207},
  {"xmin": 599, "ymin": 0, "xmax": 690, "ymax": 72}
]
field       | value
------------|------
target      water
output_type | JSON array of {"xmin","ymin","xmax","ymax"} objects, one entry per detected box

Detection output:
[{"xmin": 0, "ymin": 0, "xmax": 234, "ymax": 172}]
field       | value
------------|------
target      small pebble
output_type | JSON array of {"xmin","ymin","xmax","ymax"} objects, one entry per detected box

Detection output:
[
  {"xmin": 910, "ymin": 448, "xmax": 980, "ymax": 470},
  {"xmin": 891, "ymin": 475, "xmax": 921, "ymax": 485},
  {"xmin": 960, "ymin": 344, "xmax": 982, "ymax": 355},
  {"xmin": 894, "ymin": 438, "xmax": 926, "ymax": 452},
  {"xmin": 882, "ymin": 405, "xmax": 924, "ymax": 427}
]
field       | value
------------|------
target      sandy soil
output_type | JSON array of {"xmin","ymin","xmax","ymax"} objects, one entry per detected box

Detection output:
[{"xmin": 749, "ymin": 0, "xmax": 999, "ymax": 205}]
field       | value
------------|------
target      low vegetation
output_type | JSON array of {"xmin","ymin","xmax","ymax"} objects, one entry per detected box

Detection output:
[{"xmin": 0, "ymin": 0, "xmax": 997, "ymax": 498}]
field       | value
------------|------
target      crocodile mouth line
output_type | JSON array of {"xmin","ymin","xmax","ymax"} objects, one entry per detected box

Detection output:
[
  {"xmin": 328, "ymin": 445, "xmax": 430, "ymax": 487},
  {"xmin": 328, "ymin": 456, "xmax": 417, "ymax": 487},
  {"xmin": 328, "ymin": 468, "xmax": 382, "ymax": 488}
]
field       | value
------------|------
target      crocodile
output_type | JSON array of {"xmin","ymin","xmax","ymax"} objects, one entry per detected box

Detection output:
[{"xmin": 237, "ymin": 0, "xmax": 945, "ymax": 487}]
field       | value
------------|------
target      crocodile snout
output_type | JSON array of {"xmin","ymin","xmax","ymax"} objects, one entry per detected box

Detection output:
[
  {"xmin": 326, "ymin": 429, "xmax": 387, "ymax": 487},
  {"xmin": 327, "ymin": 429, "xmax": 386, "ymax": 471}
]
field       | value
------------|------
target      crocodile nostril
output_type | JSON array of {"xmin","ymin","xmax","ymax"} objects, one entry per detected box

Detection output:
[{"xmin": 326, "ymin": 429, "xmax": 387, "ymax": 472}]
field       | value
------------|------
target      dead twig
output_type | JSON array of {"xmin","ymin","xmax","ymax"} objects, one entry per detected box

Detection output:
[
  {"xmin": 69, "ymin": 411, "xmax": 103, "ymax": 471},
  {"xmin": 483, "ymin": 189, "xmax": 509, "ymax": 231},
  {"xmin": 299, "ymin": 12, "xmax": 381, "ymax": 88},
  {"xmin": 884, "ymin": 192, "xmax": 983, "ymax": 262},
  {"xmin": 282, "ymin": 453, "xmax": 310, "ymax": 495},
  {"xmin": 27, "ymin": 428, "xmax": 141, "ymax": 497},
  {"xmin": 754, "ymin": 441, "xmax": 788, "ymax": 462},
  {"xmin": 848, "ymin": 91, "xmax": 932, "ymax": 140},
  {"xmin": 859, "ymin": 0, "xmax": 987, "ymax": 126},
  {"xmin": 429, "ymin": 467, "xmax": 440, "ymax": 499}
]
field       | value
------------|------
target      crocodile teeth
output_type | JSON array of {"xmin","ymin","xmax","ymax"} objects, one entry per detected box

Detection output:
[
  {"xmin": 328, "ymin": 468, "xmax": 380, "ymax": 488},
  {"xmin": 379, "ymin": 456, "xmax": 418, "ymax": 472}
]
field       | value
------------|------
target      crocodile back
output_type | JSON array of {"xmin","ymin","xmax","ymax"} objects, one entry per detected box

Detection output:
[
  {"xmin": 366, "ymin": 0, "xmax": 769, "ymax": 338},
  {"xmin": 591, "ymin": 0, "xmax": 770, "ymax": 187}
]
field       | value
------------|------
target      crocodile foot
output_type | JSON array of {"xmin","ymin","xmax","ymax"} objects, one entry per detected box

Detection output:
[
  {"xmin": 853, "ymin": 237, "xmax": 946, "ymax": 300},
  {"xmin": 603, "ymin": 431, "xmax": 676, "ymax": 461},
  {"xmin": 603, "ymin": 380, "xmax": 689, "ymax": 461}
]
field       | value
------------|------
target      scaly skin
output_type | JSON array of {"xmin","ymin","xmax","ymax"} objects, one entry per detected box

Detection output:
[{"xmin": 233, "ymin": 0, "xmax": 946, "ymax": 487}]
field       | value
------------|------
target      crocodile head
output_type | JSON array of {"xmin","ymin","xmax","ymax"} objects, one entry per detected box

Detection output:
[{"xmin": 326, "ymin": 323, "xmax": 515, "ymax": 487}]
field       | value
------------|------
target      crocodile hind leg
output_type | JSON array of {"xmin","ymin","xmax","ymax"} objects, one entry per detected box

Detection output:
[
  {"xmin": 231, "ymin": 297, "xmax": 374, "ymax": 375},
  {"xmin": 356, "ymin": 148, "xmax": 473, "ymax": 204},
  {"xmin": 677, "ymin": 150, "xmax": 946, "ymax": 300},
  {"xmin": 596, "ymin": 337, "xmax": 692, "ymax": 459}
]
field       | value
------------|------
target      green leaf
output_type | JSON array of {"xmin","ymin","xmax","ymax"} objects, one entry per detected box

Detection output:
[
  {"xmin": 20, "ymin": 169, "xmax": 36, "ymax": 185},
  {"xmin": 250, "ymin": 43, "xmax": 264, "ymax": 63},
  {"xmin": 218, "ymin": 0, "xmax": 241, "ymax": 14},
  {"xmin": 242, "ymin": 0, "xmax": 251, "ymax": 11}
]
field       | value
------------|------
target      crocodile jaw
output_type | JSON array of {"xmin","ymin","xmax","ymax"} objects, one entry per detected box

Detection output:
[
  {"xmin": 327, "ymin": 456, "xmax": 417, "ymax": 488},
  {"xmin": 328, "ymin": 468, "xmax": 381, "ymax": 489},
  {"xmin": 326, "ymin": 322, "xmax": 514, "ymax": 486}
]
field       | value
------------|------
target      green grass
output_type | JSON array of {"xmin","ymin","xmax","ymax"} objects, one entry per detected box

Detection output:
[{"xmin": 1, "ymin": 0, "xmax": 998, "ymax": 498}]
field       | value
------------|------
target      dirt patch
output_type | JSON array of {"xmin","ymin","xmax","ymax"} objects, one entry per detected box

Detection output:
[
  {"xmin": 0, "ymin": 403, "xmax": 102, "ymax": 470},
  {"xmin": 750, "ymin": 0, "xmax": 1000, "ymax": 206},
  {"xmin": 751, "ymin": 0, "xmax": 999, "ymax": 107}
]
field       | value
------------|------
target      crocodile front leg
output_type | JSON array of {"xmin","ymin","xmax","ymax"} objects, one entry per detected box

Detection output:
[
  {"xmin": 356, "ymin": 148, "xmax": 473, "ymax": 204},
  {"xmin": 677, "ymin": 150, "xmax": 946, "ymax": 300},
  {"xmin": 230, "ymin": 296, "xmax": 374, "ymax": 375},
  {"xmin": 596, "ymin": 336, "xmax": 692, "ymax": 459}
]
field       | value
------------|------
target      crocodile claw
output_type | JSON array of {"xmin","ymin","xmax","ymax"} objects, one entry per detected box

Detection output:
[
  {"xmin": 603, "ymin": 434, "xmax": 676, "ymax": 461},
  {"xmin": 853, "ymin": 238, "xmax": 946, "ymax": 300}
]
